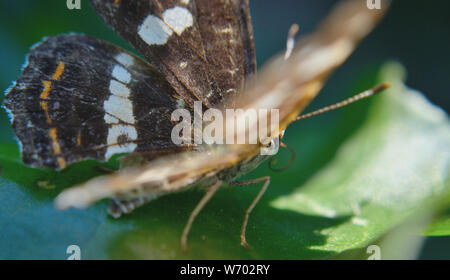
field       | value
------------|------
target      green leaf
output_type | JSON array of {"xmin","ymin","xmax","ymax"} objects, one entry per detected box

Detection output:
[
  {"xmin": 0, "ymin": 62, "xmax": 449, "ymax": 259},
  {"xmin": 271, "ymin": 62, "xmax": 450, "ymax": 255},
  {"xmin": 425, "ymin": 208, "xmax": 450, "ymax": 236}
]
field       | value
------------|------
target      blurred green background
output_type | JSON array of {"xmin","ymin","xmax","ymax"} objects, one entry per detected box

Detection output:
[{"xmin": 0, "ymin": 0, "xmax": 448, "ymax": 259}]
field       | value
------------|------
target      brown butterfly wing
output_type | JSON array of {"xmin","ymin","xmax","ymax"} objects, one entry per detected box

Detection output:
[
  {"xmin": 56, "ymin": 0, "xmax": 388, "ymax": 210},
  {"xmin": 90, "ymin": 0, "xmax": 256, "ymax": 108}
]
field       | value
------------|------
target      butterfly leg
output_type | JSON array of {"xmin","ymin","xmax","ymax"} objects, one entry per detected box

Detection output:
[
  {"xmin": 229, "ymin": 176, "xmax": 271, "ymax": 250},
  {"xmin": 181, "ymin": 180, "xmax": 222, "ymax": 253}
]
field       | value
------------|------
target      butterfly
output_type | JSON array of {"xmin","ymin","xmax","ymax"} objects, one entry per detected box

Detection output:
[{"xmin": 3, "ymin": 0, "xmax": 388, "ymax": 251}]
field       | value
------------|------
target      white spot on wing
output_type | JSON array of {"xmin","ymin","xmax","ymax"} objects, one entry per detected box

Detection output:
[
  {"xmin": 109, "ymin": 80, "xmax": 131, "ymax": 98},
  {"xmin": 103, "ymin": 61, "xmax": 138, "ymax": 159},
  {"xmin": 115, "ymin": 53, "xmax": 135, "ymax": 67},
  {"xmin": 104, "ymin": 95, "xmax": 134, "ymax": 124},
  {"xmin": 105, "ymin": 125, "xmax": 137, "ymax": 160},
  {"xmin": 112, "ymin": 65, "xmax": 131, "ymax": 84},
  {"xmin": 163, "ymin": 6, "xmax": 193, "ymax": 35},
  {"xmin": 138, "ymin": 14, "xmax": 173, "ymax": 45}
]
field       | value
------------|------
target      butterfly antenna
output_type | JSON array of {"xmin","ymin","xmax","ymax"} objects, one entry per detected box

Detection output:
[
  {"xmin": 295, "ymin": 83, "xmax": 390, "ymax": 122},
  {"xmin": 284, "ymin": 24, "xmax": 299, "ymax": 60},
  {"xmin": 269, "ymin": 142, "xmax": 296, "ymax": 172}
]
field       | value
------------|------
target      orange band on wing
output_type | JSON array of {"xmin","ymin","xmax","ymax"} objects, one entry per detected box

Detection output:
[
  {"xmin": 39, "ymin": 62, "xmax": 68, "ymax": 167},
  {"xmin": 40, "ymin": 81, "xmax": 52, "ymax": 124},
  {"xmin": 51, "ymin": 61, "xmax": 65, "ymax": 80},
  {"xmin": 49, "ymin": 127, "xmax": 66, "ymax": 168},
  {"xmin": 49, "ymin": 128, "xmax": 61, "ymax": 155}
]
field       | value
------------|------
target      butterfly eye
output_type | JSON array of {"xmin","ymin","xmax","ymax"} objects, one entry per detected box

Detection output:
[
  {"xmin": 269, "ymin": 139, "xmax": 277, "ymax": 148},
  {"xmin": 260, "ymin": 137, "xmax": 274, "ymax": 148},
  {"xmin": 263, "ymin": 139, "xmax": 271, "ymax": 148}
]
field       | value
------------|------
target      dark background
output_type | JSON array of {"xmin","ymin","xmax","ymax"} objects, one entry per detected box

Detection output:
[{"xmin": 0, "ymin": 0, "xmax": 448, "ymax": 259}]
